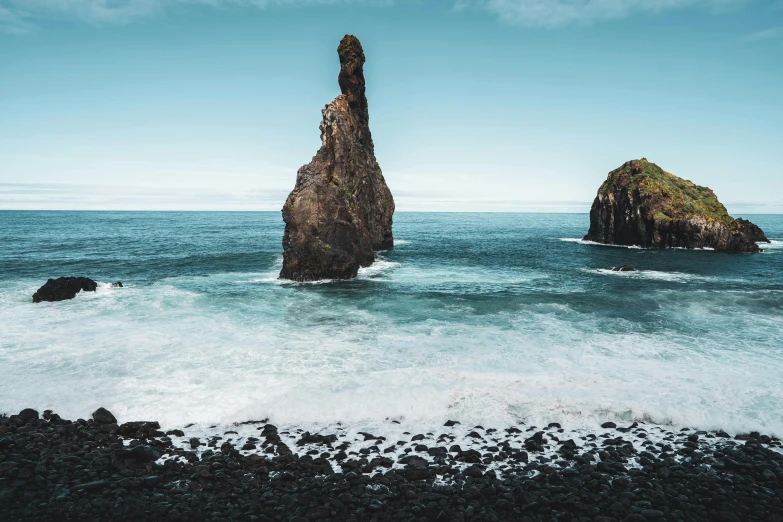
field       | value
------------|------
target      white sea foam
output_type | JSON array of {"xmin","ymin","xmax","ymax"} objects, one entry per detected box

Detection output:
[
  {"xmin": 559, "ymin": 238, "xmax": 643, "ymax": 249},
  {"xmin": 388, "ymin": 265, "xmax": 546, "ymax": 290},
  {"xmin": 761, "ymin": 239, "xmax": 783, "ymax": 252},
  {"xmin": 357, "ymin": 258, "xmax": 401, "ymax": 279},
  {"xmin": 393, "ymin": 239, "xmax": 411, "ymax": 245},
  {"xmin": 561, "ymin": 238, "xmax": 718, "ymax": 251},
  {"xmin": 2, "ymin": 276, "xmax": 782, "ymax": 438},
  {"xmin": 581, "ymin": 268, "xmax": 717, "ymax": 283},
  {"xmin": 279, "ymin": 278, "xmax": 335, "ymax": 285}
]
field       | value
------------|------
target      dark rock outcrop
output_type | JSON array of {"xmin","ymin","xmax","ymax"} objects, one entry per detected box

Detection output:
[
  {"xmin": 92, "ymin": 407, "xmax": 117, "ymax": 424},
  {"xmin": 32, "ymin": 277, "xmax": 98, "ymax": 303},
  {"xmin": 585, "ymin": 159, "xmax": 768, "ymax": 253},
  {"xmin": 734, "ymin": 218, "xmax": 769, "ymax": 243},
  {"xmin": 611, "ymin": 265, "xmax": 636, "ymax": 272},
  {"xmin": 110, "ymin": 282, "xmax": 123, "ymax": 288},
  {"xmin": 280, "ymin": 35, "xmax": 394, "ymax": 281}
]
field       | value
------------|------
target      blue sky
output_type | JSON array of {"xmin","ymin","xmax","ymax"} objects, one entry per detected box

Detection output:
[{"xmin": 1, "ymin": 0, "xmax": 781, "ymax": 212}]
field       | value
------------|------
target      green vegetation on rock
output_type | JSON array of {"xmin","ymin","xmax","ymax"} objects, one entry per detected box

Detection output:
[
  {"xmin": 586, "ymin": 158, "xmax": 768, "ymax": 252},
  {"xmin": 599, "ymin": 158, "xmax": 732, "ymax": 225}
]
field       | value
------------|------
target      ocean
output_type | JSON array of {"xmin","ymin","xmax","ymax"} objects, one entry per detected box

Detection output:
[{"xmin": 1, "ymin": 211, "xmax": 782, "ymax": 438}]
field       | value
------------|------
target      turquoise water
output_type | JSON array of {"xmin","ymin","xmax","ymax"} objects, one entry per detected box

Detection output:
[{"xmin": 1, "ymin": 211, "xmax": 782, "ymax": 435}]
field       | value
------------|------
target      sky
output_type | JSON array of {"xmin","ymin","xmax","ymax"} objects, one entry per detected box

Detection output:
[{"xmin": 1, "ymin": 0, "xmax": 781, "ymax": 212}]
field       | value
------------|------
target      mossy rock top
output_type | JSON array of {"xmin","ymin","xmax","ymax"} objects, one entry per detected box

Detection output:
[{"xmin": 599, "ymin": 158, "xmax": 732, "ymax": 225}]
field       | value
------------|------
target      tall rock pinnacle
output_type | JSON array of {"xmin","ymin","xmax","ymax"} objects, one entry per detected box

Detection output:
[{"xmin": 280, "ymin": 35, "xmax": 395, "ymax": 281}]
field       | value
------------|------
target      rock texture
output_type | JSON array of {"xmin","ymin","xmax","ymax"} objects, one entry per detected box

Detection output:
[
  {"xmin": 3, "ymin": 408, "xmax": 783, "ymax": 522},
  {"xmin": 92, "ymin": 407, "xmax": 117, "ymax": 424},
  {"xmin": 280, "ymin": 35, "xmax": 394, "ymax": 281},
  {"xmin": 585, "ymin": 159, "xmax": 769, "ymax": 253},
  {"xmin": 32, "ymin": 277, "xmax": 98, "ymax": 303}
]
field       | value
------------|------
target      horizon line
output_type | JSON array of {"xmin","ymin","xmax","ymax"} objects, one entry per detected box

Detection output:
[{"xmin": 3, "ymin": 209, "xmax": 783, "ymax": 216}]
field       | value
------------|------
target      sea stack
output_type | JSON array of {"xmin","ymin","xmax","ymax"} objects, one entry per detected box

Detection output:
[
  {"xmin": 280, "ymin": 35, "xmax": 395, "ymax": 281},
  {"xmin": 584, "ymin": 159, "xmax": 768, "ymax": 253}
]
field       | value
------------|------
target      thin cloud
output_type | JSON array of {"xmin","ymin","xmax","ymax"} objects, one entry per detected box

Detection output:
[
  {"xmin": 742, "ymin": 25, "xmax": 783, "ymax": 40},
  {"xmin": 0, "ymin": 0, "xmax": 162, "ymax": 30},
  {"xmin": 0, "ymin": 0, "xmax": 752, "ymax": 34},
  {"xmin": 0, "ymin": 182, "xmax": 291, "ymax": 210},
  {"xmin": 464, "ymin": 0, "xmax": 749, "ymax": 28},
  {"xmin": 0, "ymin": 5, "xmax": 37, "ymax": 33},
  {"xmin": 0, "ymin": 0, "xmax": 377, "ymax": 33}
]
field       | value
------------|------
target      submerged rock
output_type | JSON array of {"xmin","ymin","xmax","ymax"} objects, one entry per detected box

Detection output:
[
  {"xmin": 280, "ymin": 35, "xmax": 395, "ymax": 281},
  {"xmin": 110, "ymin": 281, "xmax": 123, "ymax": 288},
  {"xmin": 32, "ymin": 277, "xmax": 98, "ymax": 303},
  {"xmin": 611, "ymin": 265, "xmax": 636, "ymax": 272},
  {"xmin": 584, "ymin": 159, "xmax": 767, "ymax": 253}
]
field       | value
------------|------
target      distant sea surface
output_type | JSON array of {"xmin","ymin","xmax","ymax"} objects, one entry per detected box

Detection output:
[{"xmin": 1, "ymin": 211, "xmax": 782, "ymax": 436}]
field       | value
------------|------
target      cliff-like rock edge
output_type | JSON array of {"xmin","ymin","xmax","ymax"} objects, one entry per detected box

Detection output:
[
  {"xmin": 280, "ymin": 35, "xmax": 395, "ymax": 281},
  {"xmin": 584, "ymin": 159, "xmax": 769, "ymax": 253}
]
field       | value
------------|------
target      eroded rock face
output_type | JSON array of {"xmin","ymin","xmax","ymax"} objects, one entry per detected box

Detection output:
[
  {"xmin": 734, "ymin": 218, "xmax": 769, "ymax": 244},
  {"xmin": 584, "ymin": 159, "xmax": 768, "ymax": 253},
  {"xmin": 280, "ymin": 35, "xmax": 394, "ymax": 281},
  {"xmin": 32, "ymin": 277, "xmax": 98, "ymax": 303}
]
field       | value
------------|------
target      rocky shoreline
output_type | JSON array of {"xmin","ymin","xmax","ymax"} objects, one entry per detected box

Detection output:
[{"xmin": 1, "ymin": 409, "xmax": 782, "ymax": 521}]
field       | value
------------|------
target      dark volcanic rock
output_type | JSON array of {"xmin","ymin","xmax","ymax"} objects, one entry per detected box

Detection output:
[
  {"xmin": 110, "ymin": 281, "xmax": 123, "ymax": 288},
  {"xmin": 17, "ymin": 408, "xmax": 39, "ymax": 423},
  {"xmin": 584, "ymin": 159, "xmax": 767, "ymax": 253},
  {"xmin": 92, "ymin": 407, "xmax": 117, "ymax": 424},
  {"xmin": 280, "ymin": 35, "xmax": 395, "ymax": 281},
  {"xmin": 32, "ymin": 277, "xmax": 98, "ymax": 303},
  {"xmin": 612, "ymin": 265, "xmax": 636, "ymax": 272},
  {"xmin": 4, "ymin": 410, "xmax": 783, "ymax": 522},
  {"xmin": 735, "ymin": 218, "xmax": 770, "ymax": 243}
]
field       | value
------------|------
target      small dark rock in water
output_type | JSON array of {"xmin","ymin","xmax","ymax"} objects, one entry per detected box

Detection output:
[
  {"xmin": 32, "ymin": 277, "xmax": 98, "ymax": 303},
  {"xmin": 612, "ymin": 265, "xmax": 636, "ymax": 272},
  {"xmin": 91, "ymin": 407, "xmax": 116, "ymax": 424},
  {"xmin": 444, "ymin": 419, "xmax": 460, "ymax": 427},
  {"xmin": 110, "ymin": 281, "xmax": 123, "ymax": 287},
  {"xmin": 601, "ymin": 421, "xmax": 617, "ymax": 428}
]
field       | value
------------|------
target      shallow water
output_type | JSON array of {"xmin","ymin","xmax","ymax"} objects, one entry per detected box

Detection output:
[{"xmin": 1, "ymin": 211, "xmax": 782, "ymax": 436}]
